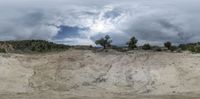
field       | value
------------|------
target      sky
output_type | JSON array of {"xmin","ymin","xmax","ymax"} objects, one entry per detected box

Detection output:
[{"xmin": 0, "ymin": 0, "xmax": 200, "ymax": 45}]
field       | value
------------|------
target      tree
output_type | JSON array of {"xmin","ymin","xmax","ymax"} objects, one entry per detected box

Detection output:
[
  {"xmin": 142, "ymin": 44, "xmax": 151, "ymax": 50},
  {"xmin": 164, "ymin": 41, "xmax": 172, "ymax": 50},
  {"xmin": 95, "ymin": 35, "xmax": 112, "ymax": 49},
  {"xmin": 127, "ymin": 36, "xmax": 138, "ymax": 49}
]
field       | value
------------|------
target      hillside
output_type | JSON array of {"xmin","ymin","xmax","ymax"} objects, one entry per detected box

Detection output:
[
  {"xmin": 0, "ymin": 49, "xmax": 200, "ymax": 99},
  {"xmin": 0, "ymin": 40, "xmax": 70, "ymax": 53}
]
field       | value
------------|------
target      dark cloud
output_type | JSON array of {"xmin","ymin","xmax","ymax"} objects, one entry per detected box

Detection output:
[{"xmin": 19, "ymin": 11, "xmax": 44, "ymax": 27}]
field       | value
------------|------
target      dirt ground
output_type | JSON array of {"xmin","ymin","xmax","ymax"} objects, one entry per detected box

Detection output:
[{"xmin": 1, "ymin": 49, "xmax": 200, "ymax": 99}]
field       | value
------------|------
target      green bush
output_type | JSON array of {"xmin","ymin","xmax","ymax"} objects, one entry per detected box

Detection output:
[
  {"xmin": 170, "ymin": 46, "xmax": 178, "ymax": 52},
  {"xmin": 179, "ymin": 44, "xmax": 187, "ymax": 50},
  {"xmin": 0, "ymin": 48, "xmax": 6, "ymax": 53},
  {"xmin": 142, "ymin": 44, "xmax": 151, "ymax": 50},
  {"xmin": 178, "ymin": 42, "xmax": 200, "ymax": 53},
  {"xmin": 151, "ymin": 46, "xmax": 162, "ymax": 52}
]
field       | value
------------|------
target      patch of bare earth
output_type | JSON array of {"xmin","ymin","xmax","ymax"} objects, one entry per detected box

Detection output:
[{"xmin": 1, "ymin": 49, "xmax": 200, "ymax": 99}]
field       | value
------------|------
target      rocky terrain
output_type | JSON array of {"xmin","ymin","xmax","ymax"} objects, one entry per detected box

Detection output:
[{"xmin": 1, "ymin": 49, "xmax": 200, "ymax": 99}]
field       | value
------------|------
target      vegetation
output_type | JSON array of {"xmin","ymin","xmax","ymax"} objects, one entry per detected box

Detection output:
[
  {"xmin": 179, "ymin": 42, "xmax": 200, "ymax": 53},
  {"xmin": 94, "ymin": 35, "xmax": 200, "ymax": 53},
  {"xmin": 151, "ymin": 46, "xmax": 162, "ymax": 52},
  {"xmin": 111, "ymin": 45, "xmax": 128, "ymax": 52},
  {"xmin": 127, "ymin": 36, "xmax": 138, "ymax": 50},
  {"xmin": 0, "ymin": 40, "xmax": 70, "ymax": 53},
  {"xmin": 142, "ymin": 44, "xmax": 151, "ymax": 50},
  {"xmin": 1, "ymin": 35, "xmax": 200, "ymax": 54},
  {"xmin": 164, "ymin": 41, "xmax": 172, "ymax": 50},
  {"xmin": 95, "ymin": 35, "xmax": 112, "ymax": 49},
  {"xmin": 0, "ymin": 48, "xmax": 6, "ymax": 53},
  {"xmin": 170, "ymin": 46, "xmax": 178, "ymax": 52}
]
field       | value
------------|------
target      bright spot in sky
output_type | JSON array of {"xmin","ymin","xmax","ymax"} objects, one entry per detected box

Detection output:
[
  {"xmin": 91, "ymin": 21, "xmax": 105, "ymax": 33},
  {"xmin": 88, "ymin": 5, "xmax": 117, "ymax": 34},
  {"xmin": 89, "ymin": 17, "xmax": 116, "ymax": 34}
]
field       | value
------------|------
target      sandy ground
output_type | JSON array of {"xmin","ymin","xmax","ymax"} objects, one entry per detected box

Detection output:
[{"xmin": 1, "ymin": 49, "xmax": 200, "ymax": 99}]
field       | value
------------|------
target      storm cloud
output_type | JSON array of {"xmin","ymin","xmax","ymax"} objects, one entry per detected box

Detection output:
[{"xmin": 0, "ymin": 0, "xmax": 200, "ymax": 45}]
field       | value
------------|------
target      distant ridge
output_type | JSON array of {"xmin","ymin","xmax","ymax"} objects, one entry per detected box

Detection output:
[{"xmin": 0, "ymin": 40, "xmax": 70, "ymax": 53}]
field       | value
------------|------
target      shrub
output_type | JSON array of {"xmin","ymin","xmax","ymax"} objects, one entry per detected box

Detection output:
[
  {"xmin": 142, "ymin": 44, "xmax": 151, "ymax": 50},
  {"xmin": 179, "ymin": 44, "xmax": 187, "ymax": 50},
  {"xmin": 178, "ymin": 43, "xmax": 200, "ymax": 53},
  {"xmin": 151, "ymin": 46, "xmax": 162, "ymax": 52},
  {"xmin": 95, "ymin": 35, "xmax": 112, "ymax": 49},
  {"xmin": 170, "ymin": 46, "xmax": 178, "ymax": 52},
  {"xmin": 195, "ymin": 46, "xmax": 200, "ymax": 53},
  {"xmin": 0, "ymin": 48, "xmax": 6, "ymax": 53},
  {"xmin": 127, "ymin": 36, "xmax": 138, "ymax": 50},
  {"xmin": 111, "ymin": 45, "xmax": 127, "ymax": 52}
]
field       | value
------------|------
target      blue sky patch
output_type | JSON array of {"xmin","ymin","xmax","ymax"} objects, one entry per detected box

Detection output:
[{"xmin": 53, "ymin": 25, "xmax": 88, "ymax": 39}]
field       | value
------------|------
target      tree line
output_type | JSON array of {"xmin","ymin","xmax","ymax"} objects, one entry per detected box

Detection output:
[
  {"xmin": 0, "ymin": 36, "xmax": 200, "ymax": 53},
  {"xmin": 95, "ymin": 35, "xmax": 200, "ymax": 53}
]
